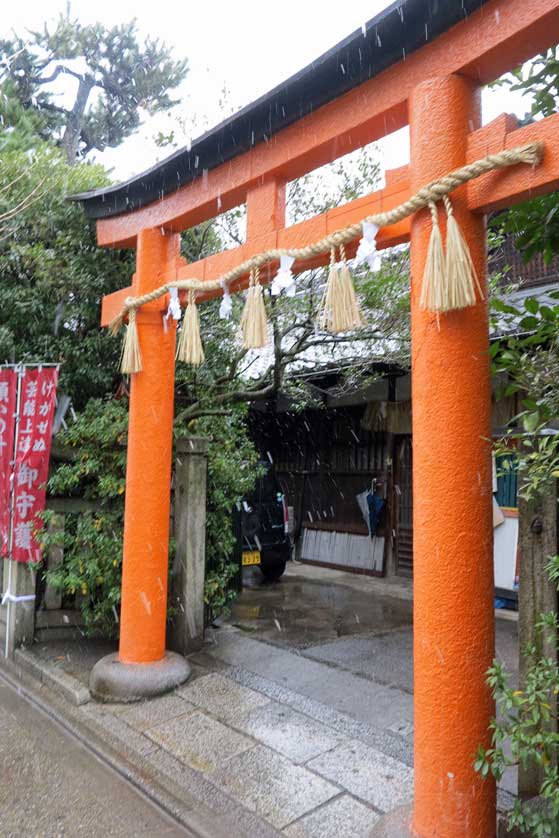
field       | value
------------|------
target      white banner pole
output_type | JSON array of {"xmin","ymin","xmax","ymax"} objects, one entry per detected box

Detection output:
[{"xmin": 5, "ymin": 364, "xmax": 24, "ymax": 658}]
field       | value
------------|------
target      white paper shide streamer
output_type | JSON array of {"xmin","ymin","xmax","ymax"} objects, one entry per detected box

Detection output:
[
  {"xmin": 355, "ymin": 222, "xmax": 380, "ymax": 271},
  {"xmin": 165, "ymin": 287, "xmax": 182, "ymax": 321},
  {"xmin": 219, "ymin": 280, "xmax": 233, "ymax": 319},
  {"xmin": 271, "ymin": 255, "xmax": 296, "ymax": 297}
]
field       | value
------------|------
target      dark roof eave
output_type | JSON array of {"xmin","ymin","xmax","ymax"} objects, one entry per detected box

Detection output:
[{"xmin": 72, "ymin": 0, "xmax": 485, "ymax": 220}]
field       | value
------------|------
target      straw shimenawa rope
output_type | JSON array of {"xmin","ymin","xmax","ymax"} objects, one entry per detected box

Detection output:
[
  {"xmin": 420, "ymin": 202, "xmax": 446, "ymax": 314},
  {"xmin": 109, "ymin": 141, "xmax": 543, "ymax": 366}
]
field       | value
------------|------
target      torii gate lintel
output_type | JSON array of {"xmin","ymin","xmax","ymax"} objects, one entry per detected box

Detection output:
[{"xmin": 100, "ymin": 110, "xmax": 559, "ymax": 328}]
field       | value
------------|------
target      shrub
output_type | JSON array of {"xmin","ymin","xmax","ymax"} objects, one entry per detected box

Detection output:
[
  {"xmin": 41, "ymin": 398, "xmax": 127, "ymax": 637},
  {"xmin": 42, "ymin": 399, "xmax": 260, "ymax": 636},
  {"xmin": 475, "ymin": 294, "xmax": 559, "ymax": 835}
]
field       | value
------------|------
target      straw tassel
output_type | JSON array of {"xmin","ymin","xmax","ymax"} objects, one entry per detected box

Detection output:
[
  {"xmin": 318, "ymin": 246, "xmax": 363, "ymax": 333},
  {"xmin": 443, "ymin": 195, "xmax": 483, "ymax": 310},
  {"xmin": 109, "ymin": 311, "xmax": 126, "ymax": 337},
  {"xmin": 419, "ymin": 202, "xmax": 446, "ymax": 315},
  {"xmin": 241, "ymin": 268, "xmax": 268, "ymax": 349},
  {"xmin": 119, "ymin": 307, "xmax": 142, "ymax": 374},
  {"xmin": 176, "ymin": 291, "xmax": 205, "ymax": 365},
  {"xmin": 318, "ymin": 248, "xmax": 339, "ymax": 332}
]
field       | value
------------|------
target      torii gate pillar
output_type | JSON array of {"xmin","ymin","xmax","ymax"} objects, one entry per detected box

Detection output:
[
  {"xmin": 409, "ymin": 75, "xmax": 495, "ymax": 837},
  {"xmin": 90, "ymin": 227, "xmax": 191, "ymax": 701}
]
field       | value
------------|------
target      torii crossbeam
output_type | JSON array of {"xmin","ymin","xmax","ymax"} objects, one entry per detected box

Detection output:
[{"xmin": 74, "ymin": 1, "xmax": 559, "ymax": 835}]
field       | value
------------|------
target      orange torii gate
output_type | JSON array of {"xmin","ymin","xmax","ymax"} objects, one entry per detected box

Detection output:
[{"xmin": 74, "ymin": 1, "xmax": 559, "ymax": 835}]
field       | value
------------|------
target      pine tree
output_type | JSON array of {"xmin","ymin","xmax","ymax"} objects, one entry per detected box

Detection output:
[{"xmin": 0, "ymin": 9, "xmax": 188, "ymax": 162}]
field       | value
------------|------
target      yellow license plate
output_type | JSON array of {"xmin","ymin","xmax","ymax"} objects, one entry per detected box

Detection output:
[{"xmin": 242, "ymin": 550, "xmax": 261, "ymax": 566}]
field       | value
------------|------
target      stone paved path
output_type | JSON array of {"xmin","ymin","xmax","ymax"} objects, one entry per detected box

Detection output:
[
  {"xmin": 89, "ymin": 655, "xmax": 410, "ymax": 836},
  {"xmin": 9, "ymin": 562, "xmax": 518, "ymax": 836}
]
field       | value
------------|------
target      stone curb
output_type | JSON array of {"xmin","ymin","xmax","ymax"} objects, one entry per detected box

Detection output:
[{"xmin": 14, "ymin": 647, "xmax": 91, "ymax": 706}]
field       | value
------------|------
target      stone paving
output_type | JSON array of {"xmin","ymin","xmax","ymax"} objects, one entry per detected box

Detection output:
[
  {"xmin": 10, "ymin": 562, "xmax": 519, "ymax": 836},
  {"xmin": 95, "ymin": 664, "xmax": 405, "ymax": 836}
]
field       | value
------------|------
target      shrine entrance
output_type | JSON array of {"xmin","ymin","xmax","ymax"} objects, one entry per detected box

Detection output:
[{"xmin": 73, "ymin": 2, "xmax": 559, "ymax": 835}]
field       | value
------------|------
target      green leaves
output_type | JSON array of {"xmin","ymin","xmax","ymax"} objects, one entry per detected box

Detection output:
[
  {"xmin": 519, "ymin": 315, "xmax": 541, "ymax": 331},
  {"xmin": 490, "ymin": 287, "xmax": 559, "ymax": 502},
  {"xmin": 491, "ymin": 190, "xmax": 559, "ymax": 267},
  {"xmin": 40, "ymin": 398, "xmax": 128, "ymax": 637},
  {"xmin": 477, "ymin": 599, "xmax": 559, "ymax": 834},
  {"xmin": 488, "ymin": 49, "xmax": 559, "ymax": 272},
  {"xmin": 523, "ymin": 411, "xmax": 542, "ymax": 433},
  {"xmin": 525, "ymin": 298, "xmax": 541, "ymax": 315},
  {"xmin": 0, "ymin": 142, "xmax": 132, "ymax": 407},
  {"xmin": 507, "ymin": 47, "xmax": 559, "ymax": 120},
  {"xmin": 477, "ymin": 642, "xmax": 559, "ymax": 834}
]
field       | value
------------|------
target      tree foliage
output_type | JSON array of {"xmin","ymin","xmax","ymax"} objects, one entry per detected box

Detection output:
[
  {"xmin": 475, "ymin": 605, "xmax": 559, "ymax": 836},
  {"xmin": 492, "ymin": 48, "xmax": 559, "ymax": 265},
  {"xmin": 493, "ymin": 194, "xmax": 559, "ymax": 268},
  {"xmin": 40, "ymin": 398, "xmax": 127, "ymax": 637},
  {"xmin": 0, "ymin": 10, "xmax": 187, "ymax": 161},
  {"xmin": 506, "ymin": 47, "xmax": 559, "ymax": 120},
  {"xmin": 476, "ymin": 260, "xmax": 559, "ymax": 838},
  {"xmin": 0, "ymin": 140, "xmax": 131, "ymax": 407}
]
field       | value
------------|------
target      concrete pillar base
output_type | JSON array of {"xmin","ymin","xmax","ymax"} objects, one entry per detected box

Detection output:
[
  {"xmin": 90, "ymin": 651, "xmax": 191, "ymax": 703},
  {"xmin": 369, "ymin": 804, "xmax": 414, "ymax": 837}
]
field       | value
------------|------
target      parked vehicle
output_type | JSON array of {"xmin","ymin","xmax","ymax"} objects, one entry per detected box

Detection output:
[{"xmin": 240, "ymin": 463, "xmax": 291, "ymax": 581}]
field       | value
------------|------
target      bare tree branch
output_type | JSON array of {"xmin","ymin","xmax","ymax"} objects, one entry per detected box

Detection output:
[{"xmin": 34, "ymin": 63, "xmax": 86, "ymax": 85}]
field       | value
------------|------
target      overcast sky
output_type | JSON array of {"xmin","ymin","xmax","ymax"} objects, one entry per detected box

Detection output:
[{"xmin": 2, "ymin": 0, "xmax": 532, "ymax": 182}]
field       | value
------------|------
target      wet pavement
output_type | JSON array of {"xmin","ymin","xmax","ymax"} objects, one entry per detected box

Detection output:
[
  {"xmin": 30, "ymin": 562, "xmax": 517, "ymax": 700},
  {"xmin": 229, "ymin": 562, "xmax": 517, "ymax": 693},
  {"xmin": 231, "ymin": 563, "xmax": 413, "ymax": 649},
  {"xmin": 0, "ymin": 676, "xmax": 188, "ymax": 837},
  {"xmin": 30, "ymin": 636, "xmax": 117, "ymax": 689}
]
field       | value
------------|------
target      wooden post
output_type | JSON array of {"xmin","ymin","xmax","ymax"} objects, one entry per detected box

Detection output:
[
  {"xmin": 409, "ymin": 74, "xmax": 495, "ymax": 838},
  {"xmin": 168, "ymin": 437, "xmax": 208, "ymax": 654},
  {"xmin": 1, "ymin": 559, "xmax": 36, "ymax": 657}
]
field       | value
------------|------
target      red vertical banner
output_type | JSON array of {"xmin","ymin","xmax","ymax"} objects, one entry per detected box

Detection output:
[
  {"xmin": 0, "ymin": 368, "xmax": 17, "ymax": 558},
  {"xmin": 11, "ymin": 367, "xmax": 58, "ymax": 563}
]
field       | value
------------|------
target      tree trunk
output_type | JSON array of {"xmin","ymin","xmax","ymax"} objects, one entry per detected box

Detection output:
[
  {"xmin": 61, "ymin": 78, "xmax": 93, "ymax": 164},
  {"xmin": 518, "ymin": 475, "xmax": 558, "ymax": 798}
]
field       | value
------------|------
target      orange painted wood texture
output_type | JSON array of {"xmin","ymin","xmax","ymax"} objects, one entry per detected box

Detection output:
[
  {"xmin": 409, "ymin": 74, "xmax": 496, "ymax": 838},
  {"xmin": 118, "ymin": 229, "xmax": 181, "ymax": 663}
]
